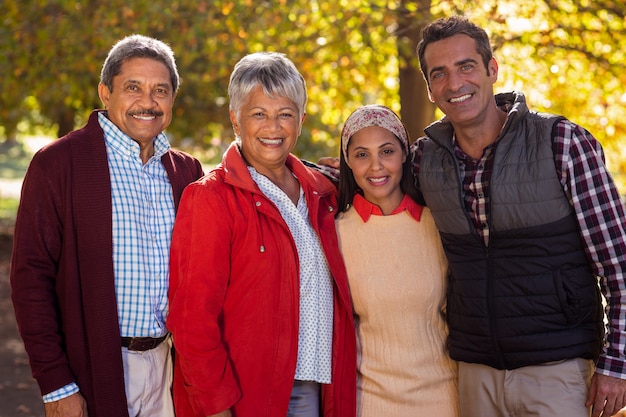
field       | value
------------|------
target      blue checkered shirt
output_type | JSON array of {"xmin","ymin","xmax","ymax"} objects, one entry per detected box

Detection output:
[{"xmin": 43, "ymin": 112, "xmax": 175, "ymax": 402}]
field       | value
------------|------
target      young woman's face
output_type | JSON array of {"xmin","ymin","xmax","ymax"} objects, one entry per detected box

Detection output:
[{"xmin": 346, "ymin": 126, "xmax": 406, "ymax": 214}]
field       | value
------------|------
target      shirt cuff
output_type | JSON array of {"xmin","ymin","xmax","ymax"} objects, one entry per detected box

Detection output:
[
  {"xmin": 42, "ymin": 383, "xmax": 80, "ymax": 403},
  {"xmin": 595, "ymin": 354, "xmax": 626, "ymax": 379}
]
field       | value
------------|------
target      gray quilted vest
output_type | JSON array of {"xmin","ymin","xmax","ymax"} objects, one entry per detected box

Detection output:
[{"xmin": 418, "ymin": 91, "xmax": 603, "ymax": 369}]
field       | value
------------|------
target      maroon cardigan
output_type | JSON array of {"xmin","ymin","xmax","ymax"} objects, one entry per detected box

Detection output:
[{"xmin": 10, "ymin": 111, "xmax": 203, "ymax": 417}]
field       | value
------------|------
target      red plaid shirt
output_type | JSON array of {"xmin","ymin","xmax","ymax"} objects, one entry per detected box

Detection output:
[{"xmin": 412, "ymin": 119, "xmax": 626, "ymax": 378}]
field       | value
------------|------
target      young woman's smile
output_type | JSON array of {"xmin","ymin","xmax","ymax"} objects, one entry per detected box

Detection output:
[{"xmin": 346, "ymin": 126, "xmax": 406, "ymax": 215}]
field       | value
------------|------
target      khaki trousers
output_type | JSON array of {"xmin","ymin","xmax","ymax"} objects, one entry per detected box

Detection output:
[
  {"xmin": 458, "ymin": 358, "xmax": 593, "ymax": 417},
  {"xmin": 121, "ymin": 337, "xmax": 174, "ymax": 417}
]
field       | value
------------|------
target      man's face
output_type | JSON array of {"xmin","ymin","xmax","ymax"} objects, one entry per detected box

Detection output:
[
  {"xmin": 423, "ymin": 34, "xmax": 498, "ymax": 129},
  {"xmin": 98, "ymin": 57, "xmax": 175, "ymax": 146}
]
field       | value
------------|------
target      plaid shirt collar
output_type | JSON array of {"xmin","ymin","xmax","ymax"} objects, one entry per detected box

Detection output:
[{"xmin": 98, "ymin": 111, "xmax": 171, "ymax": 161}]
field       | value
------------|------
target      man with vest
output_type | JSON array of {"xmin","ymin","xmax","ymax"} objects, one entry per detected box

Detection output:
[{"xmin": 413, "ymin": 15, "xmax": 626, "ymax": 417}]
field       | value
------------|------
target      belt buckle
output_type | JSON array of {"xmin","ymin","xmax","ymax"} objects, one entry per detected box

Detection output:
[
  {"xmin": 130, "ymin": 337, "xmax": 151, "ymax": 351},
  {"xmin": 124, "ymin": 335, "xmax": 166, "ymax": 351}
]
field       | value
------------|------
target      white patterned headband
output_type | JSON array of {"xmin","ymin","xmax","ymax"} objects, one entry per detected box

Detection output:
[{"xmin": 340, "ymin": 104, "xmax": 409, "ymax": 161}]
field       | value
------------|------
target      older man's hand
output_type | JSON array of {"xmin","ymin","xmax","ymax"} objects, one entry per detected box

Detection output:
[{"xmin": 44, "ymin": 392, "xmax": 88, "ymax": 417}]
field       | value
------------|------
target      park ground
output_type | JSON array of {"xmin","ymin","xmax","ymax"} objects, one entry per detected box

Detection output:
[
  {"xmin": 0, "ymin": 229, "xmax": 44, "ymax": 417},
  {"xmin": 0, "ymin": 138, "xmax": 47, "ymax": 417}
]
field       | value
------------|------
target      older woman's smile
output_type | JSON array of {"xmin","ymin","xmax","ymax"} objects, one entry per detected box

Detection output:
[
  {"xmin": 230, "ymin": 85, "xmax": 302, "ymax": 177},
  {"xmin": 258, "ymin": 137, "xmax": 284, "ymax": 145}
]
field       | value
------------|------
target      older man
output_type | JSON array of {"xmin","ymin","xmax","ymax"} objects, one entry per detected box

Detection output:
[{"xmin": 10, "ymin": 35, "xmax": 203, "ymax": 417}]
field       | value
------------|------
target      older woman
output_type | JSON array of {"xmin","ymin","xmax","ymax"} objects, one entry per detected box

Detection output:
[{"xmin": 167, "ymin": 52, "xmax": 356, "ymax": 417}]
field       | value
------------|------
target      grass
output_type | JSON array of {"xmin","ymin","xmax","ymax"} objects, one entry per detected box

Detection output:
[
  {"xmin": 0, "ymin": 197, "xmax": 17, "ymax": 235},
  {"xmin": 0, "ymin": 141, "xmax": 31, "ymax": 180},
  {"xmin": 0, "ymin": 141, "xmax": 32, "ymax": 231},
  {"xmin": 0, "ymin": 197, "xmax": 18, "ymax": 218}
]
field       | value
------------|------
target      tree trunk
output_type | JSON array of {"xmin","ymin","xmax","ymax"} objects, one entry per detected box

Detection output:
[
  {"xmin": 1, "ymin": 129, "xmax": 18, "ymax": 146},
  {"xmin": 56, "ymin": 108, "xmax": 76, "ymax": 138},
  {"xmin": 0, "ymin": 117, "xmax": 19, "ymax": 148},
  {"xmin": 397, "ymin": 0, "xmax": 436, "ymax": 143}
]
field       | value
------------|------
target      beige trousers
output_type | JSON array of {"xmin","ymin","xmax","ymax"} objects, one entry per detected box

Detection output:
[
  {"xmin": 458, "ymin": 358, "xmax": 593, "ymax": 417},
  {"xmin": 121, "ymin": 337, "xmax": 174, "ymax": 417}
]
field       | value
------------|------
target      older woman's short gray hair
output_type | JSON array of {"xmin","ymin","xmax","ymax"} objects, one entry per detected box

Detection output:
[
  {"xmin": 100, "ymin": 34, "xmax": 180, "ymax": 93},
  {"xmin": 228, "ymin": 52, "xmax": 307, "ymax": 121}
]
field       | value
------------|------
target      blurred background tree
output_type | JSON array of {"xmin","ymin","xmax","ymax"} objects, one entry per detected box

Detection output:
[{"xmin": 1, "ymin": 0, "xmax": 624, "ymax": 191}]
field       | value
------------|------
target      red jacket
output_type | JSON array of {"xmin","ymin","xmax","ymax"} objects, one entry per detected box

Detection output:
[
  {"xmin": 10, "ymin": 110, "xmax": 203, "ymax": 417},
  {"xmin": 168, "ymin": 143, "xmax": 356, "ymax": 417}
]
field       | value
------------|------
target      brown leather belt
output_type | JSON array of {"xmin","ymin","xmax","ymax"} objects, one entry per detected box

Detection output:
[{"xmin": 121, "ymin": 335, "xmax": 168, "ymax": 351}]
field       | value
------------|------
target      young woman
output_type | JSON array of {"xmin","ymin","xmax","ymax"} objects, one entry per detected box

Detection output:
[{"xmin": 336, "ymin": 105, "xmax": 460, "ymax": 417}]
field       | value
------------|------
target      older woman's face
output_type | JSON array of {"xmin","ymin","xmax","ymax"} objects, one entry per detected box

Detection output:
[{"xmin": 230, "ymin": 85, "xmax": 303, "ymax": 172}]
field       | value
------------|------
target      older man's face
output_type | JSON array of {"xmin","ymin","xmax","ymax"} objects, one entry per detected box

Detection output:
[{"xmin": 98, "ymin": 57, "xmax": 175, "ymax": 147}]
